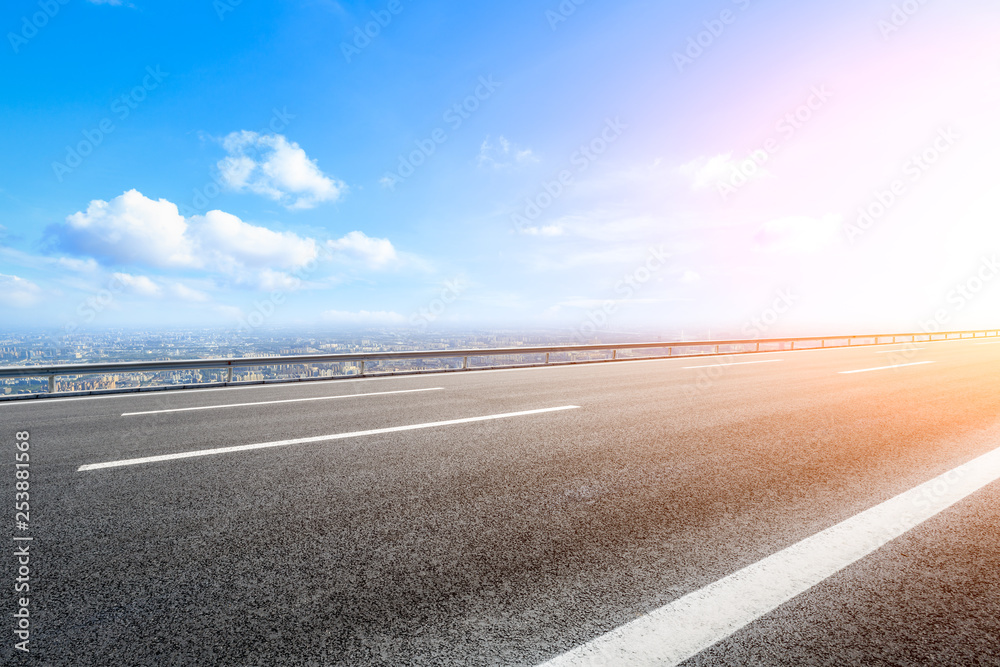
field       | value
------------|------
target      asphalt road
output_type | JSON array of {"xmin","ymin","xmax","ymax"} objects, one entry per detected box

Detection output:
[{"xmin": 3, "ymin": 338, "xmax": 1000, "ymax": 665}]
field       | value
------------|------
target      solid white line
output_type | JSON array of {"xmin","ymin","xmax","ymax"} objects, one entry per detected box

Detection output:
[
  {"xmin": 682, "ymin": 360, "xmax": 783, "ymax": 369},
  {"xmin": 873, "ymin": 347, "xmax": 925, "ymax": 353},
  {"xmin": 78, "ymin": 405, "xmax": 581, "ymax": 471},
  {"xmin": 120, "ymin": 387, "xmax": 444, "ymax": 416},
  {"xmin": 538, "ymin": 444, "xmax": 1000, "ymax": 667},
  {"xmin": 838, "ymin": 361, "xmax": 935, "ymax": 374},
  {"xmin": 975, "ymin": 341, "xmax": 1000, "ymax": 345}
]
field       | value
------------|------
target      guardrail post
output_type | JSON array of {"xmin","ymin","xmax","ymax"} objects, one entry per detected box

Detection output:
[
  {"xmin": 612, "ymin": 350, "xmax": 617, "ymax": 360},
  {"xmin": 47, "ymin": 375, "xmax": 55, "ymax": 393},
  {"xmin": 226, "ymin": 366, "xmax": 233, "ymax": 383},
  {"xmin": 545, "ymin": 352, "xmax": 549, "ymax": 364},
  {"xmin": 821, "ymin": 339, "xmax": 825, "ymax": 348},
  {"xmin": 790, "ymin": 341, "xmax": 795, "ymax": 350},
  {"xmin": 463, "ymin": 356, "xmax": 469, "ymax": 369},
  {"xmin": 714, "ymin": 344, "xmax": 719, "ymax": 354},
  {"xmin": 755, "ymin": 342, "xmax": 760, "ymax": 352},
  {"xmin": 668, "ymin": 347, "xmax": 672, "ymax": 357},
  {"xmin": 359, "ymin": 361, "xmax": 365, "ymax": 376}
]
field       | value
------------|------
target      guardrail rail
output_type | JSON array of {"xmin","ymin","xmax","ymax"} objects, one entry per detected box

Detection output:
[{"xmin": 0, "ymin": 329, "xmax": 996, "ymax": 400}]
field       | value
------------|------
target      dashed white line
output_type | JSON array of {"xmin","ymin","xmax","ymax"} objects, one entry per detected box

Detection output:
[
  {"xmin": 538, "ymin": 444, "xmax": 1000, "ymax": 667},
  {"xmin": 78, "ymin": 405, "xmax": 581, "ymax": 471},
  {"xmin": 838, "ymin": 361, "xmax": 935, "ymax": 374},
  {"xmin": 120, "ymin": 387, "xmax": 444, "ymax": 416},
  {"xmin": 682, "ymin": 360, "xmax": 783, "ymax": 370},
  {"xmin": 873, "ymin": 347, "xmax": 925, "ymax": 354}
]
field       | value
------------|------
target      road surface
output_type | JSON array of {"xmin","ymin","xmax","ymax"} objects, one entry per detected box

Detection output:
[{"xmin": 3, "ymin": 337, "xmax": 1000, "ymax": 665}]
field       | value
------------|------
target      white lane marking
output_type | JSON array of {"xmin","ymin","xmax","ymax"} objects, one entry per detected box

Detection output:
[
  {"xmin": 682, "ymin": 359, "xmax": 783, "ymax": 369},
  {"xmin": 78, "ymin": 405, "xmax": 581, "ymax": 471},
  {"xmin": 838, "ymin": 361, "xmax": 935, "ymax": 374},
  {"xmin": 874, "ymin": 347, "xmax": 925, "ymax": 353},
  {"xmin": 120, "ymin": 387, "xmax": 444, "ymax": 416},
  {"xmin": 539, "ymin": 445, "xmax": 1000, "ymax": 667},
  {"xmin": 975, "ymin": 341, "xmax": 1000, "ymax": 345}
]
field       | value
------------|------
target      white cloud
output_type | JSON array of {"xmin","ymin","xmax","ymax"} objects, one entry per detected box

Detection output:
[
  {"xmin": 0, "ymin": 246, "xmax": 101, "ymax": 276},
  {"xmin": 678, "ymin": 153, "xmax": 770, "ymax": 191},
  {"xmin": 55, "ymin": 190, "xmax": 404, "ymax": 291},
  {"xmin": 112, "ymin": 272, "xmax": 161, "ymax": 297},
  {"xmin": 321, "ymin": 310, "xmax": 407, "ymax": 325},
  {"xmin": 0, "ymin": 274, "xmax": 41, "ymax": 307},
  {"xmin": 59, "ymin": 189, "xmax": 317, "ymax": 274},
  {"xmin": 63, "ymin": 189, "xmax": 196, "ymax": 268},
  {"xmin": 170, "ymin": 283, "xmax": 210, "ymax": 302},
  {"xmin": 518, "ymin": 224, "xmax": 564, "ymax": 237},
  {"xmin": 195, "ymin": 209, "xmax": 318, "ymax": 272},
  {"xmin": 521, "ymin": 211, "xmax": 667, "ymax": 243},
  {"xmin": 326, "ymin": 231, "xmax": 398, "ymax": 269},
  {"xmin": 478, "ymin": 135, "xmax": 537, "ymax": 168},
  {"xmin": 255, "ymin": 269, "xmax": 303, "ymax": 292},
  {"xmin": 681, "ymin": 270, "xmax": 701, "ymax": 284},
  {"xmin": 57, "ymin": 257, "xmax": 99, "ymax": 272},
  {"xmin": 218, "ymin": 132, "xmax": 346, "ymax": 209}
]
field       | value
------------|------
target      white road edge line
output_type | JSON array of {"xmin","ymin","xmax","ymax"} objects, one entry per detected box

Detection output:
[
  {"xmin": 682, "ymin": 360, "xmax": 783, "ymax": 370},
  {"xmin": 838, "ymin": 361, "xmax": 935, "ymax": 374},
  {"xmin": 538, "ymin": 444, "xmax": 1000, "ymax": 667},
  {"xmin": 873, "ymin": 347, "xmax": 925, "ymax": 353},
  {"xmin": 78, "ymin": 405, "xmax": 581, "ymax": 471},
  {"xmin": 120, "ymin": 387, "xmax": 445, "ymax": 416}
]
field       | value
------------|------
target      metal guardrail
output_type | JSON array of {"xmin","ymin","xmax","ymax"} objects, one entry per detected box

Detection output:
[{"xmin": 0, "ymin": 329, "xmax": 997, "ymax": 400}]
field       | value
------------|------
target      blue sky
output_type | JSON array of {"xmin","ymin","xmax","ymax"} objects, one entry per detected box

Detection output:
[{"xmin": 3, "ymin": 0, "xmax": 1000, "ymax": 337}]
